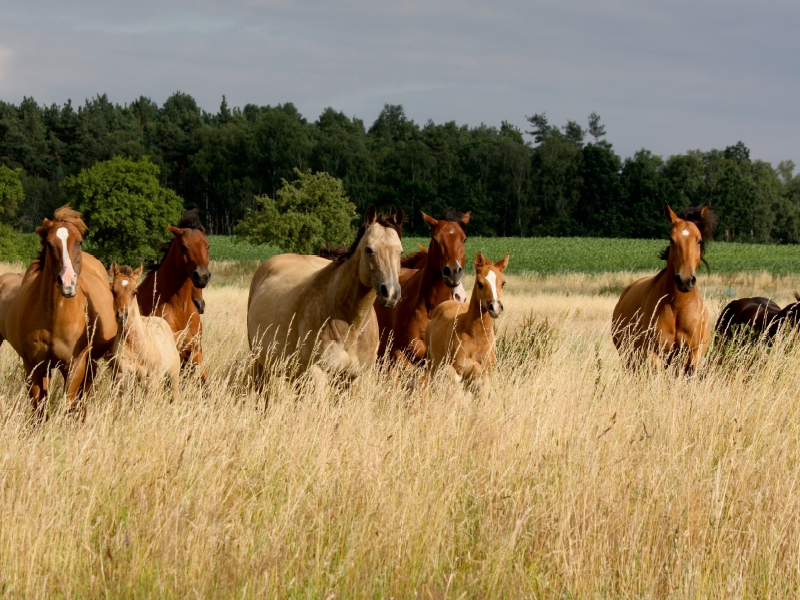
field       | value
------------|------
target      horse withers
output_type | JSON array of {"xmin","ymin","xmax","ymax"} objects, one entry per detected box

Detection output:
[
  {"xmin": 612, "ymin": 203, "xmax": 717, "ymax": 373},
  {"xmin": 374, "ymin": 209, "xmax": 470, "ymax": 367},
  {"xmin": 0, "ymin": 206, "xmax": 116, "ymax": 418},
  {"xmin": 247, "ymin": 205, "xmax": 403, "ymax": 392},
  {"xmin": 109, "ymin": 263, "xmax": 180, "ymax": 399},
  {"xmin": 426, "ymin": 251, "xmax": 509, "ymax": 398},
  {"xmin": 138, "ymin": 208, "xmax": 210, "ymax": 382}
]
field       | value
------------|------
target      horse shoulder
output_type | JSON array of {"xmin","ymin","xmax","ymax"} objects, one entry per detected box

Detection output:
[{"xmin": 0, "ymin": 272, "xmax": 23, "ymax": 339}]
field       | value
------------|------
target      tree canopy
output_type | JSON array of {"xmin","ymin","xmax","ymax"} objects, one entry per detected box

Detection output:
[
  {"xmin": 1, "ymin": 94, "xmax": 798, "ymax": 243},
  {"xmin": 62, "ymin": 156, "xmax": 184, "ymax": 265}
]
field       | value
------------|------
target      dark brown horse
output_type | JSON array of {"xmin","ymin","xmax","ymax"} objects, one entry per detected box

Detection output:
[
  {"xmin": 0, "ymin": 206, "xmax": 117, "ymax": 416},
  {"xmin": 717, "ymin": 294, "xmax": 800, "ymax": 341},
  {"xmin": 138, "ymin": 208, "xmax": 211, "ymax": 382},
  {"xmin": 374, "ymin": 209, "xmax": 470, "ymax": 367},
  {"xmin": 613, "ymin": 204, "xmax": 717, "ymax": 373}
]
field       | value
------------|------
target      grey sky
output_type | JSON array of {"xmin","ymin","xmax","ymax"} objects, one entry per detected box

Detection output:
[{"xmin": 1, "ymin": 0, "xmax": 798, "ymax": 164}]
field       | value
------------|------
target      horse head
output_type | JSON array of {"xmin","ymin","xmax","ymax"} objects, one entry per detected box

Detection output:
[
  {"xmin": 109, "ymin": 262, "xmax": 143, "ymax": 327},
  {"xmin": 168, "ymin": 219, "xmax": 211, "ymax": 289},
  {"xmin": 473, "ymin": 251, "xmax": 509, "ymax": 318},
  {"xmin": 664, "ymin": 204, "xmax": 709, "ymax": 293},
  {"xmin": 37, "ymin": 205, "xmax": 87, "ymax": 298},
  {"xmin": 358, "ymin": 205, "xmax": 404, "ymax": 309},
  {"xmin": 422, "ymin": 209, "xmax": 470, "ymax": 288}
]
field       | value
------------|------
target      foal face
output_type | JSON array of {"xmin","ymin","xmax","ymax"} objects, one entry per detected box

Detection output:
[
  {"xmin": 359, "ymin": 206, "xmax": 404, "ymax": 309},
  {"xmin": 665, "ymin": 204, "xmax": 704, "ymax": 293},
  {"xmin": 422, "ymin": 212, "xmax": 469, "ymax": 288},
  {"xmin": 169, "ymin": 225, "xmax": 211, "ymax": 288},
  {"xmin": 473, "ymin": 252, "xmax": 509, "ymax": 318},
  {"xmin": 39, "ymin": 219, "xmax": 84, "ymax": 298},
  {"xmin": 109, "ymin": 263, "xmax": 143, "ymax": 327}
]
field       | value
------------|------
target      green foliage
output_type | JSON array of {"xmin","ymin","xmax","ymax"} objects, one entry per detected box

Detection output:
[
  {"xmin": 234, "ymin": 169, "xmax": 356, "ymax": 254},
  {"xmin": 62, "ymin": 156, "xmax": 183, "ymax": 265},
  {"xmin": 0, "ymin": 166, "xmax": 24, "ymax": 222},
  {"xmin": 0, "ymin": 228, "xmax": 38, "ymax": 263}
]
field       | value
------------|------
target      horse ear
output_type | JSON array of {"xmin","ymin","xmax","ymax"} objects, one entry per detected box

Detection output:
[
  {"xmin": 461, "ymin": 211, "xmax": 471, "ymax": 226},
  {"xmin": 495, "ymin": 253, "xmax": 509, "ymax": 272},
  {"xmin": 474, "ymin": 251, "xmax": 485, "ymax": 269},
  {"xmin": 664, "ymin": 203, "xmax": 679, "ymax": 225},
  {"xmin": 37, "ymin": 219, "xmax": 52, "ymax": 242},
  {"xmin": 109, "ymin": 261, "xmax": 118, "ymax": 279},
  {"xmin": 364, "ymin": 205, "xmax": 377, "ymax": 225},
  {"xmin": 416, "ymin": 243, "xmax": 427, "ymax": 253},
  {"xmin": 168, "ymin": 225, "xmax": 183, "ymax": 237},
  {"xmin": 393, "ymin": 208, "xmax": 404, "ymax": 229},
  {"xmin": 700, "ymin": 205, "xmax": 709, "ymax": 218},
  {"xmin": 422, "ymin": 212, "xmax": 438, "ymax": 229},
  {"xmin": 134, "ymin": 264, "xmax": 144, "ymax": 280}
]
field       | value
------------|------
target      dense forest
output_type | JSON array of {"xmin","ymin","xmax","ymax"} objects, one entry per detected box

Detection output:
[{"xmin": 1, "ymin": 93, "xmax": 799, "ymax": 241}]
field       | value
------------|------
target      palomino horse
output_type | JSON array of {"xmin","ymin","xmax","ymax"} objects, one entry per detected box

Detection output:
[
  {"xmin": 717, "ymin": 294, "xmax": 800, "ymax": 342},
  {"xmin": 247, "ymin": 206, "xmax": 403, "ymax": 389},
  {"xmin": 109, "ymin": 263, "xmax": 180, "ymax": 398},
  {"xmin": 138, "ymin": 208, "xmax": 210, "ymax": 382},
  {"xmin": 374, "ymin": 209, "xmax": 470, "ymax": 366},
  {"xmin": 612, "ymin": 204, "xmax": 716, "ymax": 372},
  {"xmin": 426, "ymin": 251, "xmax": 509, "ymax": 397},
  {"xmin": 0, "ymin": 206, "xmax": 117, "ymax": 416}
]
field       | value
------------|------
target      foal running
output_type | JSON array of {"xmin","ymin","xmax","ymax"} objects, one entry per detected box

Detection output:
[
  {"xmin": 612, "ymin": 204, "xmax": 716, "ymax": 373},
  {"xmin": 109, "ymin": 263, "xmax": 180, "ymax": 398},
  {"xmin": 426, "ymin": 252, "xmax": 509, "ymax": 397}
]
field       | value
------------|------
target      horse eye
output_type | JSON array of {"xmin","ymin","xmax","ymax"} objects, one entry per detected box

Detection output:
[
  {"xmin": 477, "ymin": 281, "xmax": 484, "ymax": 289},
  {"xmin": 502, "ymin": 281, "xmax": 506, "ymax": 288},
  {"xmin": 181, "ymin": 244, "xmax": 188, "ymax": 250},
  {"xmin": 366, "ymin": 247, "xmax": 374, "ymax": 254}
]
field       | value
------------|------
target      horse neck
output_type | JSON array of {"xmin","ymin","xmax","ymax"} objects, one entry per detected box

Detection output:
[
  {"xmin": 34, "ymin": 261, "xmax": 85, "ymax": 318},
  {"xmin": 419, "ymin": 247, "xmax": 446, "ymax": 309},
  {"xmin": 119, "ymin": 302, "xmax": 148, "ymax": 351},
  {"xmin": 152, "ymin": 244, "xmax": 192, "ymax": 301},
  {"xmin": 331, "ymin": 248, "xmax": 377, "ymax": 325},
  {"xmin": 463, "ymin": 288, "xmax": 494, "ymax": 340}
]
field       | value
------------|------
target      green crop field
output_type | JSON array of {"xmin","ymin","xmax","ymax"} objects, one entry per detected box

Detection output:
[
  {"xmin": 4, "ymin": 232, "xmax": 800, "ymax": 274},
  {"xmin": 207, "ymin": 235, "xmax": 800, "ymax": 275}
]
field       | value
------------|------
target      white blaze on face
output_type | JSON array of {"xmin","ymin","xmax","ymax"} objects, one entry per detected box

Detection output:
[
  {"xmin": 122, "ymin": 279, "xmax": 129, "ymax": 287},
  {"xmin": 681, "ymin": 229, "xmax": 690, "ymax": 237},
  {"xmin": 55, "ymin": 227, "xmax": 77, "ymax": 288},
  {"xmin": 486, "ymin": 269, "xmax": 498, "ymax": 302}
]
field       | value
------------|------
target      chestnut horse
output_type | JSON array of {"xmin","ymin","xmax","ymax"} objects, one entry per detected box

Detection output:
[
  {"xmin": 717, "ymin": 294, "xmax": 800, "ymax": 342},
  {"xmin": 612, "ymin": 204, "xmax": 717, "ymax": 373},
  {"xmin": 138, "ymin": 209, "xmax": 210, "ymax": 382},
  {"xmin": 248, "ymin": 206, "xmax": 403, "ymax": 389},
  {"xmin": 374, "ymin": 209, "xmax": 470, "ymax": 366},
  {"xmin": 426, "ymin": 251, "xmax": 509, "ymax": 397},
  {"xmin": 0, "ymin": 206, "xmax": 117, "ymax": 416},
  {"xmin": 109, "ymin": 263, "xmax": 180, "ymax": 398}
]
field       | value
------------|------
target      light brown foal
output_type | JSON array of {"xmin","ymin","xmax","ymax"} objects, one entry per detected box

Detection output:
[{"xmin": 426, "ymin": 252, "xmax": 509, "ymax": 398}]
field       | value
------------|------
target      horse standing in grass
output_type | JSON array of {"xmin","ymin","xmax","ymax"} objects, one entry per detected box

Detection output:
[
  {"xmin": 717, "ymin": 294, "xmax": 800, "ymax": 342},
  {"xmin": 612, "ymin": 204, "xmax": 716, "ymax": 373},
  {"xmin": 0, "ymin": 206, "xmax": 117, "ymax": 417},
  {"xmin": 374, "ymin": 209, "xmax": 470, "ymax": 367},
  {"xmin": 109, "ymin": 263, "xmax": 180, "ymax": 398},
  {"xmin": 247, "ymin": 206, "xmax": 403, "ymax": 390},
  {"xmin": 138, "ymin": 209, "xmax": 211, "ymax": 382},
  {"xmin": 426, "ymin": 251, "xmax": 509, "ymax": 397}
]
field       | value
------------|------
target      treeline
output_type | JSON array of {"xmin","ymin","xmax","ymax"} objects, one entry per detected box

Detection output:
[{"xmin": 1, "ymin": 93, "xmax": 799, "ymax": 241}]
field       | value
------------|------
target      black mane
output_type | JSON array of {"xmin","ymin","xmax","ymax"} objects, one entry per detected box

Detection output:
[{"xmin": 145, "ymin": 208, "xmax": 205, "ymax": 274}]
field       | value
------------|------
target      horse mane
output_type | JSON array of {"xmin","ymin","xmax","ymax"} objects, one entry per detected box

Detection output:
[
  {"xmin": 659, "ymin": 205, "xmax": 718, "ymax": 271},
  {"xmin": 117, "ymin": 265, "xmax": 134, "ymax": 276},
  {"xmin": 319, "ymin": 211, "xmax": 403, "ymax": 262},
  {"xmin": 400, "ymin": 251, "xmax": 426, "ymax": 268},
  {"xmin": 145, "ymin": 208, "xmax": 205, "ymax": 274},
  {"xmin": 442, "ymin": 207, "xmax": 470, "ymax": 229},
  {"xmin": 31, "ymin": 205, "xmax": 89, "ymax": 273}
]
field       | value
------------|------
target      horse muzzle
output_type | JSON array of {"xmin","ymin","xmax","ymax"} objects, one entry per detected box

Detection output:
[
  {"xmin": 193, "ymin": 296, "xmax": 206, "ymax": 314},
  {"xmin": 451, "ymin": 282, "xmax": 467, "ymax": 303},
  {"xmin": 487, "ymin": 301, "xmax": 503, "ymax": 319},
  {"xmin": 115, "ymin": 310, "xmax": 129, "ymax": 326},
  {"xmin": 442, "ymin": 263, "xmax": 463, "ymax": 288},
  {"xmin": 58, "ymin": 268, "xmax": 78, "ymax": 298},
  {"xmin": 675, "ymin": 274, "xmax": 696, "ymax": 293},
  {"xmin": 378, "ymin": 282, "xmax": 401, "ymax": 309},
  {"xmin": 191, "ymin": 268, "xmax": 211, "ymax": 289}
]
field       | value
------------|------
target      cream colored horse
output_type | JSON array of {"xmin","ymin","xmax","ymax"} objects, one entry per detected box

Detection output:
[
  {"xmin": 426, "ymin": 252, "xmax": 509, "ymax": 398},
  {"xmin": 109, "ymin": 263, "xmax": 180, "ymax": 398},
  {"xmin": 247, "ymin": 206, "xmax": 404, "ymax": 390}
]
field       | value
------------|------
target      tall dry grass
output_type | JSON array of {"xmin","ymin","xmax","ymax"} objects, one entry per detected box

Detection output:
[{"xmin": 1, "ymin": 263, "xmax": 800, "ymax": 597}]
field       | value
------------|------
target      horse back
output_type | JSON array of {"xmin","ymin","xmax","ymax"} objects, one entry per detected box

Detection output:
[
  {"xmin": 79, "ymin": 252, "xmax": 117, "ymax": 355},
  {"xmin": 716, "ymin": 297, "xmax": 781, "ymax": 337}
]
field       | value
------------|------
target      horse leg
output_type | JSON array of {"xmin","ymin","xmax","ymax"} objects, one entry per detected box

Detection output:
[
  {"xmin": 26, "ymin": 364, "xmax": 48, "ymax": 422},
  {"xmin": 64, "ymin": 347, "xmax": 91, "ymax": 419},
  {"xmin": 307, "ymin": 364, "xmax": 329, "ymax": 403},
  {"xmin": 189, "ymin": 344, "xmax": 208, "ymax": 384}
]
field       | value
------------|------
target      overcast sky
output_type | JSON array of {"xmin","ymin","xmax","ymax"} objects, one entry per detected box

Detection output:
[{"xmin": 1, "ymin": 0, "xmax": 798, "ymax": 165}]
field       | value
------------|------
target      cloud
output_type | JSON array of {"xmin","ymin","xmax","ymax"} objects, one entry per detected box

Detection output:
[{"xmin": 0, "ymin": 0, "xmax": 799, "ymax": 163}]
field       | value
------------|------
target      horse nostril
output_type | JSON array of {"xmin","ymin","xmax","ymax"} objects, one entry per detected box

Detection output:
[
  {"xmin": 380, "ymin": 284, "xmax": 389, "ymax": 298},
  {"xmin": 457, "ymin": 266, "xmax": 463, "ymax": 276},
  {"xmin": 443, "ymin": 266, "xmax": 451, "ymax": 277},
  {"xmin": 690, "ymin": 276, "xmax": 696, "ymax": 286},
  {"xmin": 674, "ymin": 275, "xmax": 683, "ymax": 287}
]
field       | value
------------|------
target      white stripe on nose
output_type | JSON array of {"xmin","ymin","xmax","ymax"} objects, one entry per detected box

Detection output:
[
  {"xmin": 486, "ymin": 269, "xmax": 498, "ymax": 302},
  {"xmin": 55, "ymin": 227, "xmax": 77, "ymax": 288}
]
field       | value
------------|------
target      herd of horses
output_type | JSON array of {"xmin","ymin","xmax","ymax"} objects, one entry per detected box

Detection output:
[{"xmin": 0, "ymin": 201, "xmax": 794, "ymax": 419}]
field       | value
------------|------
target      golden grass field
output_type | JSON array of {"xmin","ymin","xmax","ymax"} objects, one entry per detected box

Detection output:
[{"xmin": 3, "ymin": 261, "xmax": 800, "ymax": 598}]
